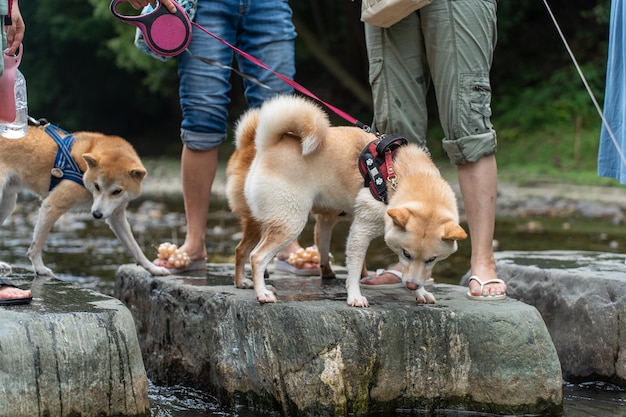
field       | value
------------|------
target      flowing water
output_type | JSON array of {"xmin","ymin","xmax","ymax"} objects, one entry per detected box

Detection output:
[{"xmin": 1, "ymin": 193, "xmax": 626, "ymax": 417}]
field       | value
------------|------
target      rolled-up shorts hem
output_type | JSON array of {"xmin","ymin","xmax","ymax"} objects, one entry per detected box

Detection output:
[
  {"xmin": 180, "ymin": 129, "xmax": 225, "ymax": 151},
  {"xmin": 442, "ymin": 130, "xmax": 497, "ymax": 165}
]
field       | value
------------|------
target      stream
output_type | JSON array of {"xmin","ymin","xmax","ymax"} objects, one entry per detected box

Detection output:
[{"xmin": 1, "ymin": 193, "xmax": 626, "ymax": 416}]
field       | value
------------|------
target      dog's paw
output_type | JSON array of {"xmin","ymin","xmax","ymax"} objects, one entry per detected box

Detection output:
[
  {"xmin": 347, "ymin": 295, "xmax": 369, "ymax": 308},
  {"xmin": 235, "ymin": 277, "xmax": 254, "ymax": 289},
  {"xmin": 0, "ymin": 262, "xmax": 11, "ymax": 276},
  {"xmin": 415, "ymin": 287, "xmax": 436, "ymax": 304},
  {"xmin": 148, "ymin": 265, "xmax": 172, "ymax": 276},
  {"xmin": 256, "ymin": 287, "xmax": 277, "ymax": 304},
  {"xmin": 34, "ymin": 265, "xmax": 54, "ymax": 276}
]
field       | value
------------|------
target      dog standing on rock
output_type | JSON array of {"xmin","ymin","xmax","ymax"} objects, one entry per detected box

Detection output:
[
  {"xmin": 230, "ymin": 95, "xmax": 467, "ymax": 307},
  {"xmin": 0, "ymin": 125, "xmax": 171, "ymax": 276}
]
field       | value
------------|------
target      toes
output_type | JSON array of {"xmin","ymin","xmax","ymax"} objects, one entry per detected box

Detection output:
[
  {"xmin": 257, "ymin": 289, "xmax": 277, "ymax": 304},
  {"xmin": 347, "ymin": 296, "xmax": 369, "ymax": 307}
]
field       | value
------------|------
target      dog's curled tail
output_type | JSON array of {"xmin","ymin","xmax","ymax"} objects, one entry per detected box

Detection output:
[
  {"xmin": 255, "ymin": 95, "xmax": 330, "ymax": 156},
  {"xmin": 234, "ymin": 107, "xmax": 260, "ymax": 151}
]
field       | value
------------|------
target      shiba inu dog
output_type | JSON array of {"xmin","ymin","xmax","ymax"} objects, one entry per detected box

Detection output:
[
  {"xmin": 226, "ymin": 108, "xmax": 365, "ymax": 289},
  {"xmin": 0, "ymin": 125, "xmax": 171, "ymax": 276},
  {"xmin": 229, "ymin": 95, "xmax": 467, "ymax": 307}
]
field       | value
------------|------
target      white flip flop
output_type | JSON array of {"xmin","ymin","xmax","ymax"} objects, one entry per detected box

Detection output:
[{"xmin": 466, "ymin": 276, "xmax": 506, "ymax": 301}]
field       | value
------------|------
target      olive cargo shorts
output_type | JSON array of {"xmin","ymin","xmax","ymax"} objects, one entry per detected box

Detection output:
[{"xmin": 365, "ymin": 0, "xmax": 498, "ymax": 165}]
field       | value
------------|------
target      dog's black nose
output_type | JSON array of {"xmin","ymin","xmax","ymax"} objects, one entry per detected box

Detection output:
[{"xmin": 92, "ymin": 211, "xmax": 103, "ymax": 219}]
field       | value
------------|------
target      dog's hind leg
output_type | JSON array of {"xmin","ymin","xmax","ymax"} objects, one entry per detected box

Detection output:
[
  {"xmin": 314, "ymin": 211, "xmax": 338, "ymax": 279},
  {"xmin": 233, "ymin": 217, "xmax": 261, "ymax": 289},
  {"xmin": 250, "ymin": 224, "xmax": 303, "ymax": 304},
  {"xmin": 28, "ymin": 193, "xmax": 78, "ymax": 276}
]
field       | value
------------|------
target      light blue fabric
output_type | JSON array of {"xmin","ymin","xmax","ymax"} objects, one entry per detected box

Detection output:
[
  {"xmin": 598, "ymin": 0, "xmax": 626, "ymax": 183},
  {"xmin": 1, "ymin": 0, "xmax": 7, "ymax": 75},
  {"xmin": 177, "ymin": 0, "xmax": 296, "ymax": 151}
]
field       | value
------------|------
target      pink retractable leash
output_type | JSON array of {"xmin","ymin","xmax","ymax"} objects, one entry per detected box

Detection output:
[{"xmin": 110, "ymin": 0, "xmax": 192, "ymax": 57}]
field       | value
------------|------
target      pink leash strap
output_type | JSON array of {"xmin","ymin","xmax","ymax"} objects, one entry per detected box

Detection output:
[{"xmin": 190, "ymin": 22, "xmax": 371, "ymax": 132}]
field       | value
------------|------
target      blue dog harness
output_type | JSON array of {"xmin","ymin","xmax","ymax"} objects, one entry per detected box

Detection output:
[{"xmin": 45, "ymin": 124, "xmax": 85, "ymax": 191}]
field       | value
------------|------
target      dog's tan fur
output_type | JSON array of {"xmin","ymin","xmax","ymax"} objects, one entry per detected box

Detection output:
[
  {"xmin": 0, "ymin": 125, "xmax": 170, "ymax": 276},
  {"xmin": 229, "ymin": 95, "xmax": 467, "ymax": 307}
]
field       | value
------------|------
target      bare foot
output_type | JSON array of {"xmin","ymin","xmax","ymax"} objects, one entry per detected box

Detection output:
[
  {"xmin": 467, "ymin": 258, "xmax": 506, "ymax": 297},
  {"xmin": 0, "ymin": 284, "xmax": 31, "ymax": 300}
]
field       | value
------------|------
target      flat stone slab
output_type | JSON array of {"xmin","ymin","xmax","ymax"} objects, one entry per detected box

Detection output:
[
  {"xmin": 115, "ymin": 263, "xmax": 562, "ymax": 416},
  {"xmin": 494, "ymin": 250, "xmax": 626, "ymax": 385},
  {"xmin": 0, "ymin": 275, "xmax": 150, "ymax": 417}
]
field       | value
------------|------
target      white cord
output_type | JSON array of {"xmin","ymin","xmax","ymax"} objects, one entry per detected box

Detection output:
[{"xmin": 542, "ymin": 0, "xmax": 626, "ymax": 168}]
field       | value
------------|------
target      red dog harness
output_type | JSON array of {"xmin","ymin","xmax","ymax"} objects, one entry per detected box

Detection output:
[{"xmin": 358, "ymin": 134, "xmax": 408, "ymax": 204}]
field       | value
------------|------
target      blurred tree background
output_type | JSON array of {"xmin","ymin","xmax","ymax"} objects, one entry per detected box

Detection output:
[{"xmin": 18, "ymin": 0, "xmax": 612, "ymax": 180}]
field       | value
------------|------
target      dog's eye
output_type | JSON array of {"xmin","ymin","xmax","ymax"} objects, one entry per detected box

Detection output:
[
  {"xmin": 94, "ymin": 184, "xmax": 100, "ymax": 192},
  {"xmin": 425, "ymin": 256, "xmax": 437, "ymax": 264},
  {"xmin": 402, "ymin": 249, "xmax": 411, "ymax": 260},
  {"xmin": 112, "ymin": 189, "xmax": 123, "ymax": 196}
]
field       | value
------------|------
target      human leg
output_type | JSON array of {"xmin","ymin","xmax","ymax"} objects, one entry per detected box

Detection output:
[
  {"xmin": 156, "ymin": 0, "xmax": 237, "ymax": 269},
  {"xmin": 236, "ymin": 0, "xmax": 296, "ymax": 106},
  {"xmin": 178, "ymin": 146, "xmax": 218, "ymax": 262},
  {"xmin": 362, "ymin": 13, "xmax": 429, "ymax": 286},
  {"xmin": 364, "ymin": 13, "xmax": 429, "ymax": 142},
  {"xmin": 425, "ymin": 0, "xmax": 503, "ymax": 297},
  {"xmin": 457, "ymin": 155, "xmax": 505, "ymax": 297},
  {"xmin": 238, "ymin": 0, "xmax": 318, "ymax": 273}
]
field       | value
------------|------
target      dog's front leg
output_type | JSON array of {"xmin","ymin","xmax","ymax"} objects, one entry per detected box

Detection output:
[
  {"xmin": 106, "ymin": 206, "xmax": 171, "ymax": 276},
  {"xmin": 345, "ymin": 226, "xmax": 377, "ymax": 308},
  {"xmin": 28, "ymin": 192, "xmax": 80, "ymax": 276},
  {"xmin": 345, "ymin": 199, "xmax": 387, "ymax": 307},
  {"xmin": 0, "ymin": 188, "xmax": 18, "ymax": 226}
]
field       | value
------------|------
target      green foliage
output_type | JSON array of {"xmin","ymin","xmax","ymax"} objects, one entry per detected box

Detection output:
[
  {"xmin": 14, "ymin": 0, "xmax": 617, "ymax": 179},
  {"xmin": 19, "ymin": 0, "xmax": 180, "ymax": 143}
]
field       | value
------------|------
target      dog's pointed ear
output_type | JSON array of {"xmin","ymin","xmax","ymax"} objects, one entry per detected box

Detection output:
[
  {"xmin": 443, "ymin": 223, "xmax": 467, "ymax": 241},
  {"xmin": 83, "ymin": 154, "xmax": 98, "ymax": 168},
  {"xmin": 130, "ymin": 167, "xmax": 147, "ymax": 181},
  {"xmin": 387, "ymin": 207, "xmax": 410, "ymax": 230}
]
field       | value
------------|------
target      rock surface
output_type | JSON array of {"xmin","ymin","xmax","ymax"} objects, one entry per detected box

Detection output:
[
  {"xmin": 492, "ymin": 250, "xmax": 626, "ymax": 385},
  {"xmin": 115, "ymin": 263, "xmax": 562, "ymax": 416},
  {"xmin": 0, "ymin": 275, "xmax": 150, "ymax": 417}
]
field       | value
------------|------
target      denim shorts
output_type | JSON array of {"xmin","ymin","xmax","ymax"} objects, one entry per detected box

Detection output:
[
  {"xmin": 365, "ymin": 0, "xmax": 498, "ymax": 165},
  {"xmin": 177, "ymin": 0, "xmax": 296, "ymax": 151}
]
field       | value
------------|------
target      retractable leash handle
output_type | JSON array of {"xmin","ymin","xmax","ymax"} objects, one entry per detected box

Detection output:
[{"xmin": 110, "ymin": 0, "xmax": 192, "ymax": 57}]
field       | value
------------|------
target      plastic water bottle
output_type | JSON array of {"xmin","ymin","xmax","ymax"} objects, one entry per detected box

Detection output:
[{"xmin": 0, "ymin": 69, "xmax": 28, "ymax": 139}]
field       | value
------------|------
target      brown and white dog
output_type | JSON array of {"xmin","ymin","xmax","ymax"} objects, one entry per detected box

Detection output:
[
  {"xmin": 229, "ymin": 95, "xmax": 467, "ymax": 307},
  {"xmin": 0, "ymin": 125, "xmax": 171, "ymax": 276}
]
